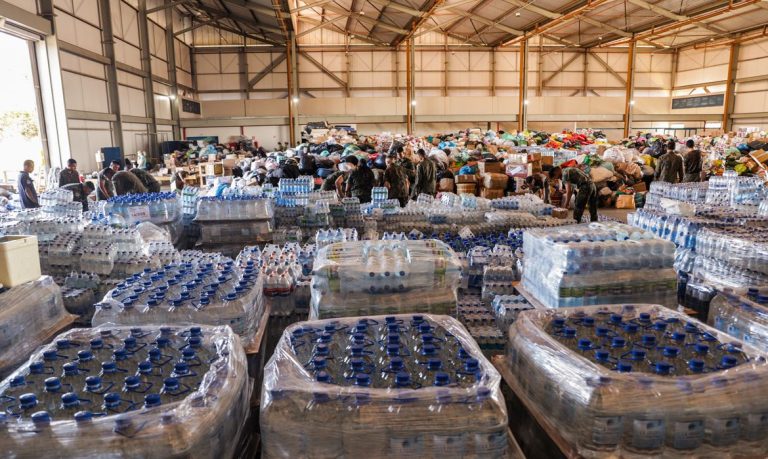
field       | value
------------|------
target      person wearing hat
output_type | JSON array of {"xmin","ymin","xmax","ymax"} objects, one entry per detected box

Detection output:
[
  {"xmin": 384, "ymin": 153, "xmax": 410, "ymax": 207},
  {"xmin": 344, "ymin": 155, "xmax": 375, "ymax": 203}
]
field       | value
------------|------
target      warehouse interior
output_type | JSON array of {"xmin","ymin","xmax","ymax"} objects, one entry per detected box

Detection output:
[
  {"xmin": 4, "ymin": 0, "xmax": 768, "ymax": 458},
  {"xmin": 0, "ymin": 0, "xmax": 767, "ymax": 171}
]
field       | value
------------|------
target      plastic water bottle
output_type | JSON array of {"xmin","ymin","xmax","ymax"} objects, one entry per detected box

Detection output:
[
  {"xmin": 102, "ymin": 392, "xmax": 134, "ymax": 414},
  {"xmin": 39, "ymin": 377, "xmax": 66, "ymax": 413}
]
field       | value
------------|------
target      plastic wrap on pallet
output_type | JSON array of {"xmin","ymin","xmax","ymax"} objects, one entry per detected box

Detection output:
[
  {"xmin": 692, "ymin": 255, "xmax": 768, "ymax": 290},
  {"xmin": 521, "ymin": 223, "xmax": 678, "ymax": 308},
  {"xmin": 709, "ymin": 291, "xmax": 768, "ymax": 352},
  {"xmin": 260, "ymin": 314, "xmax": 508, "ymax": 458},
  {"xmin": 310, "ymin": 240, "xmax": 461, "ymax": 319},
  {"xmin": 0, "ymin": 324, "xmax": 249, "ymax": 458},
  {"xmin": 92, "ymin": 250, "xmax": 266, "ymax": 348},
  {"xmin": 506, "ymin": 303, "xmax": 768, "ymax": 457},
  {"xmin": 0, "ymin": 276, "xmax": 73, "ymax": 378},
  {"xmin": 195, "ymin": 195, "xmax": 274, "ymax": 222},
  {"xmin": 197, "ymin": 219, "xmax": 273, "ymax": 245},
  {"xmin": 695, "ymin": 226, "xmax": 768, "ymax": 275}
]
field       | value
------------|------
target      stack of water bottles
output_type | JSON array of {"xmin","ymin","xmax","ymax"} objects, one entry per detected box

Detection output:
[
  {"xmin": 492, "ymin": 294, "xmax": 536, "ymax": 333},
  {"xmin": 3, "ymin": 215, "xmax": 82, "ymax": 243},
  {"xmin": 456, "ymin": 295, "xmax": 508, "ymax": 356},
  {"xmin": 315, "ymin": 228, "xmax": 358, "ymax": 249},
  {"xmin": 696, "ymin": 226, "xmax": 768, "ymax": 274},
  {"xmin": 481, "ymin": 257, "xmax": 520, "ymax": 301},
  {"xmin": 180, "ymin": 185, "xmax": 199, "ymax": 217},
  {"xmin": 260, "ymin": 314, "xmax": 508, "ymax": 458},
  {"xmin": 506, "ymin": 303, "xmax": 768, "ymax": 457},
  {"xmin": 40, "ymin": 189, "xmax": 82, "ymax": 217},
  {"xmin": 259, "ymin": 243, "xmax": 314, "ymax": 316},
  {"xmin": 0, "ymin": 276, "xmax": 72, "ymax": 378},
  {"xmin": 310, "ymin": 240, "xmax": 462, "ymax": 319},
  {"xmin": 195, "ymin": 195, "xmax": 273, "ymax": 221},
  {"xmin": 0, "ymin": 324, "xmax": 249, "ymax": 458},
  {"xmin": 522, "ymin": 223, "xmax": 678, "ymax": 308},
  {"xmin": 645, "ymin": 181, "xmax": 709, "ymax": 211},
  {"xmin": 490, "ymin": 194, "xmax": 556, "ymax": 216},
  {"xmin": 59, "ymin": 272, "xmax": 101, "ymax": 320},
  {"xmin": 709, "ymin": 289, "xmax": 768, "ymax": 352},
  {"xmin": 92, "ymin": 250, "xmax": 266, "ymax": 348},
  {"xmin": 105, "ymin": 192, "xmax": 180, "ymax": 226}
]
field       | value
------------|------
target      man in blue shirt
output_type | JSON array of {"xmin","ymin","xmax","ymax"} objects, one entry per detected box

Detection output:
[{"xmin": 17, "ymin": 160, "xmax": 40, "ymax": 208}]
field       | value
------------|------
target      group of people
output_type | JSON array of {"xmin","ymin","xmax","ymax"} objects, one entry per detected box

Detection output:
[
  {"xmin": 654, "ymin": 139, "xmax": 704, "ymax": 184},
  {"xmin": 16, "ymin": 157, "xmax": 161, "ymax": 210}
]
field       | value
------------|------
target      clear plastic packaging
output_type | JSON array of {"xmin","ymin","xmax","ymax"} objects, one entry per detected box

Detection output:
[
  {"xmin": 310, "ymin": 240, "xmax": 462, "ymax": 319},
  {"xmin": 0, "ymin": 324, "xmax": 250, "ymax": 458},
  {"xmin": 92, "ymin": 250, "xmax": 266, "ymax": 348},
  {"xmin": 521, "ymin": 223, "xmax": 678, "ymax": 308},
  {"xmin": 260, "ymin": 313, "xmax": 508, "ymax": 458},
  {"xmin": 0, "ymin": 276, "xmax": 74, "ymax": 378},
  {"xmin": 506, "ymin": 303, "xmax": 768, "ymax": 458},
  {"xmin": 709, "ymin": 291, "xmax": 768, "ymax": 352}
]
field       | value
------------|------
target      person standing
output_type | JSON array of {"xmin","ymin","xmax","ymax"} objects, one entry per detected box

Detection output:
[
  {"xmin": 683, "ymin": 144, "xmax": 703, "ymax": 183},
  {"xmin": 125, "ymin": 161, "xmax": 160, "ymax": 192},
  {"xmin": 383, "ymin": 153, "xmax": 410, "ymax": 207},
  {"xmin": 654, "ymin": 145, "xmax": 684, "ymax": 183},
  {"xmin": 549, "ymin": 166, "xmax": 598, "ymax": 223},
  {"xmin": 410, "ymin": 148, "xmax": 437, "ymax": 199},
  {"xmin": 59, "ymin": 159, "xmax": 81, "ymax": 187},
  {"xmin": 62, "ymin": 181, "xmax": 95, "ymax": 211},
  {"xmin": 344, "ymin": 156, "xmax": 375, "ymax": 203},
  {"xmin": 17, "ymin": 160, "xmax": 40, "ymax": 209},
  {"xmin": 396, "ymin": 146, "xmax": 416, "ymax": 185}
]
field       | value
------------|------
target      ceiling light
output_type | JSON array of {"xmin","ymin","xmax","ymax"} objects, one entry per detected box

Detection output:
[
  {"xmin": 515, "ymin": 11, "xmax": 521, "ymax": 16},
  {"xmin": 598, "ymin": 36, "xmax": 602, "ymax": 40},
  {"xmin": 411, "ymin": 100, "xmax": 417, "ymax": 106},
  {"xmin": 292, "ymin": 97, "xmax": 299, "ymax": 103},
  {"xmin": 523, "ymin": 99, "xmax": 529, "ymax": 105},
  {"xmin": 710, "ymin": 37, "xmax": 715, "ymax": 41},
  {"xmin": 630, "ymin": 100, "xmax": 636, "ymax": 106},
  {"xmin": 359, "ymin": 11, "xmax": 365, "ymax": 15}
]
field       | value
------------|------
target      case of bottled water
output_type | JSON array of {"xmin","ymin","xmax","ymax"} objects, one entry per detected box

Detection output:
[
  {"xmin": 696, "ymin": 226, "xmax": 768, "ymax": 275},
  {"xmin": 0, "ymin": 324, "xmax": 250, "ymax": 458},
  {"xmin": 0, "ymin": 276, "xmax": 74, "ymax": 378},
  {"xmin": 522, "ymin": 223, "xmax": 678, "ymax": 308},
  {"xmin": 310, "ymin": 240, "xmax": 462, "ymax": 319},
  {"xmin": 491, "ymin": 294, "xmax": 536, "ymax": 333},
  {"xmin": 709, "ymin": 290, "xmax": 768, "ymax": 352},
  {"xmin": 506, "ymin": 303, "xmax": 768, "ymax": 458},
  {"xmin": 195, "ymin": 195, "xmax": 274, "ymax": 222},
  {"xmin": 92, "ymin": 250, "xmax": 266, "ymax": 348},
  {"xmin": 105, "ymin": 192, "xmax": 181, "ymax": 226},
  {"xmin": 457, "ymin": 296, "xmax": 509, "ymax": 356},
  {"xmin": 260, "ymin": 313, "xmax": 508, "ymax": 458}
]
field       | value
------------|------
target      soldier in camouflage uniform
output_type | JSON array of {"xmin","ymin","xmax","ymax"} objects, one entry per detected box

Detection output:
[
  {"xmin": 549, "ymin": 165, "xmax": 598, "ymax": 223},
  {"xmin": 383, "ymin": 153, "xmax": 410, "ymax": 207}
]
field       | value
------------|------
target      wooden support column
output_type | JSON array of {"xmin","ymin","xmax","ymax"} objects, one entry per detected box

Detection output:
[
  {"xmin": 490, "ymin": 47, "xmax": 495, "ymax": 96},
  {"xmin": 98, "ymin": 0, "xmax": 125, "ymax": 153},
  {"xmin": 393, "ymin": 50, "xmax": 399, "ymax": 97},
  {"xmin": 518, "ymin": 39, "xmax": 528, "ymax": 132},
  {"xmin": 582, "ymin": 49, "xmax": 588, "ymax": 96},
  {"xmin": 287, "ymin": 33, "xmax": 299, "ymax": 145},
  {"xmin": 405, "ymin": 39, "xmax": 416, "ymax": 134},
  {"xmin": 344, "ymin": 36, "xmax": 351, "ymax": 97},
  {"xmin": 137, "ymin": 0, "xmax": 158, "ymax": 159},
  {"xmin": 722, "ymin": 43, "xmax": 740, "ymax": 133},
  {"xmin": 622, "ymin": 39, "xmax": 636, "ymax": 138},
  {"xmin": 239, "ymin": 47, "xmax": 249, "ymax": 100},
  {"xmin": 536, "ymin": 38, "xmax": 543, "ymax": 96},
  {"xmin": 164, "ymin": 0, "xmax": 181, "ymax": 140}
]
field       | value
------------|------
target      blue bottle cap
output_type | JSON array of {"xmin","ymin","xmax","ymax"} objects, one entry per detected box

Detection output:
[
  {"xmin": 639, "ymin": 313, "xmax": 651, "ymax": 322},
  {"xmin": 385, "ymin": 316, "xmax": 396, "ymax": 324},
  {"xmin": 124, "ymin": 376, "xmax": 141, "ymax": 388},
  {"xmin": 689, "ymin": 359, "xmax": 705, "ymax": 372},
  {"xmin": 10, "ymin": 375, "xmax": 25, "ymax": 387},
  {"xmin": 411, "ymin": 315, "xmax": 424, "ymax": 323},
  {"xmin": 389, "ymin": 357, "xmax": 404, "ymax": 370},
  {"xmin": 551, "ymin": 318, "xmax": 566, "ymax": 328},
  {"xmin": 465, "ymin": 358, "xmax": 479, "ymax": 371},
  {"xmin": 130, "ymin": 327, "xmax": 143, "ymax": 337},
  {"xmin": 350, "ymin": 358, "xmax": 364, "ymax": 370},
  {"xmin": 188, "ymin": 336, "xmax": 202, "ymax": 347},
  {"xmin": 63, "ymin": 362, "xmax": 79, "ymax": 375},
  {"xmin": 654, "ymin": 362, "xmax": 672, "ymax": 375},
  {"xmin": 312, "ymin": 357, "xmax": 327, "ymax": 369},
  {"xmin": 418, "ymin": 323, "xmax": 432, "ymax": 333},
  {"xmin": 641, "ymin": 334, "xmax": 656, "ymax": 345},
  {"xmin": 577, "ymin": 338, "xmax": 592, "ymax": 350},
  {"xmin": 182, "ymin": 348, "xmax": 196, "ymax": 359},
  {"xmin": 595, "ymin": 350, "xmax": 610, "ymax": 362},
  {"xmin": 352, "ymin": 333, "xmax": 366, "ymax": 344},
  {"xmin": 157, "ymin": 337, "xmax": 171, "ymax": 348},
  {"xmin": 694, "ymin": 343, "xmax": 709, "ymax": 354},
  {"xmin": 427, "ymin": 358, "xmax": 442, "ymax": 370},
  {"xmin": 595, "ymin": 327, "xmax": 610, "ymax": 337},
  {"xmin": 31, "ymin": 411, "xmax": 51, "ymax": 424},
  {"xmin": 138, "ymin": 361, "xmax": 152, "ymax": 373},
  {"xmin": 323, "ymin": 324, "xmax": 336, "ymax": 333},
  {"xmin": 582, "ymin": 317, "xmax": 595, "ymax": 327},
  {"xmin": 149, "ymin": 348, "xmax": 162, "ymax": 361},
  {"xmin": 623, "ymin": 323, "xmax": 639, "ymax": 334},
  {"xmin": 387, "ymin": 334, "xmax": 400, "ymax": 345},
  {"xmin": 721, "ymin": 355, "xmax": 738, "ymax": 368},
  {"xmin": 44, "ymin": 377, "xmax": 62, "ymax": 391},
  {"xmin": 434, "ymin": 372, "xmax": 450, "ymax": 386},
  {"xmin": 173, "ymin": 362, "xmax": 190, "ymax": 375},
  {"xmin": 74, "ymin": 411, "xmax": 93, "ymax": 422},
  {"xmin": 617, "ymin": 362, "xmax": 632, "ymax": 373},
  {"xmin": 653, "ymin": 322, "xmax": 667, "ymax": 331},
  {"xmin": 56, "ymin": 339, "xmax": 70, "ymax": 349},
  {"xmin": 611, "ymin": 337, "xmax": 626, "ymax": 348},
  {"xmin": 562, "ymin": 327, "xmax": 577, "ymax": 338},
  {"xmin": 663, "ymin": 346, "xmax": 680, "ymax": 358},
  {"xmin": 19, "ymin": 393, "xmax": 37, "ymax": 408},
  {"xmin": 348, "ymin": 345, "xmax": 362, "ymax": 356},
  {"xmin": 104, "ymin": 392, "xmax": 121, "ymax": 407},
  {"xmin": 30, "ymin": 361, "xmax": 45, "ymax": 374},
  {"xmin": 77, "ymin": 350, "xmax": 94, "ymax": 361},
  {"xmin": 671, "ymin": 332, "xmax": 686, "ymax": 342},
  {"xmin": 315, "ymin": 371, "xmax": 331, "ymax": 383},
  {"xmin": 354, "ymin": 374, "xmax": 371, "ymax": 386},
  {"xmin": 421, "ymin": 333, "xmax": 435, "ymax": 343},
  {"xmin": 421, "ymin": 344, "xmax": 437, "ymax": 356},
  {"xmin": 609, "ymin": 314, "xmax": 623, "ymax": 324},
  {"xmin": 43, "ymin": 350, "xmax": 58, "ymax": 361},
  {"xmin": 163, "ymin": 378, "xmax": 180, "ymax": 390},
  {"xmin": 386, "ymin": 344, "xmax": 400, "ymax": 356},
  {"xmin": 318, "ymin": 333, "xmax": 332, "ymax": 343},
  {"xmin": 61, "ymin": 392, "xmax": 79, "ymax": 406},
  {"xmin": 144, "ymin": 394, "xmax": 162, "ymax": 408},
  {"xmin": 395, "ymin": 372, "xmax": 411, "ymax": 386},
  {"xmin": 113, "ymin": 349, "xmax": 128, "ymax": 361}
]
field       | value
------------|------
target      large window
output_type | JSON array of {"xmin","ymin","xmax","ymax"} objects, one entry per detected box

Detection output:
[{"xmin": 0, "ymin": 32, "xmax": 44, "ymax": 184}]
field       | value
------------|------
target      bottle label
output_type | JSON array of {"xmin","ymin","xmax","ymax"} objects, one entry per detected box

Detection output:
[
  {"xmin": 631, "ymin": 419, "xmax": 665, "ymax": 449},
  {"xmin": 672, "ymin": 420, "xmax": 704, "ymax": 450},
  {"xmin": 590, "ymin": 416, "xmax": 623, "ymax": 446},
  {"xmin": 432, "ymin": 434, "xmax": 465, "ymax": 454},
  {"xmin": 709, "ymin": 417, "xmax": 740, "ymax": 446},
  {"xmin": 744, "ymin": 413, "xmax": 768, "ymax": 441},
  {"xmin": 389, "ymin": 435, "xmax": 424, "ymax": 454}
]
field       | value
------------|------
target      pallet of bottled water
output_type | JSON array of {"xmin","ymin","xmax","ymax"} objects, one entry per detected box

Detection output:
[
  {"xmin": 310, "ymin": 240, "xmax": 462, "ymax": 319},
  {"xmin": 92, "ymin": 250, "xmax": 266, "ymax": 348},
  {"xmin": 195, "ymin": 195, "xmax": 274, "ymax": 222},
  {"xmin": 0, "ymin": 324, "xmax": 250, "ymax": 458},
  {"xmin": 260, "ymin": 314, "xmax": 508, "ymax": 458},
  {"xmin": 257, "ymin": 243, "xmax": 315, "ymax": 316},
  {"xmin": 521, "ymin": 223, "xmax": 678, "ymax": 308},
  {"xmin": 491, "ymin": 294, "xmax": 536, "ymax": 333},
  {"xmin": 506, "ymin": 303, "xmax": 768, "ymax": 457},
  {"xmin": 696, "ymin": 226, "xmax": 768, "ymax": 275},
  {"xmin": 692, "ymin": 253, "xmax": 768, "ymax": 291},
  {"xmin": 0, "ymin": 276, "xmax": 74, "ymax": 378},
  {"xmin": 709, "ymin": 289, "xmax": 768, "ymax": 352}
]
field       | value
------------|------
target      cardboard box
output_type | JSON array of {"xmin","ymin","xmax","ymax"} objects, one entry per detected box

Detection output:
[
  {"xmin": 751, "ymin": 149, "xmax": 768, "ymax": 164},
  {"xmin": 455, "ymin": 174, "xmax": 478, "ymax": 184},
  {"xmin": 615, "ymin": 194, "xmax": 636, "ymax": 209},
  {"xmin": 480, "ymin": 188, "xmax": 505, "ymax": 199},
  {"xmin": 481, "ymin": 172, "xmax": 509, "ymax": 189},
  {"xmin": 527, "ymin": 152, "xmax": 542, "ymax": 163},
  {"xmin": 552, "ymin": 208, "xmax": 569, "ymax": 219},
  {"xmin": 542, "ymin": 156, "xmax": 554, "ymax": 167},
  {"xmin": 456, "ymin": 183, "xmax": 477, "ymax": 195},
  {"xmin": 477, "ymin": 161, "xmax": 504, "ymax": 174},
  {"xmin": 632, "ymin": 182, "xmax": 647, "ymax": 193}
]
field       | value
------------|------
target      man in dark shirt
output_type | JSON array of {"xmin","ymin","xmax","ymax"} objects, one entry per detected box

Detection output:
[
  {"xmin": 58, "ymin": 158, "xmax": 80, "ymax": 187},
  {"xmin": 125, "ymin": 161, "xmax": 160, "ymax": 192},
  {"xmin": 17, "ymin": 160, "xmax": 39, "ymax": 208},
  {"xmin": 97, "ymin": 167, "xmax": 116, "ymax": 200},
  {"xmin": 344, "ymin": 156, "xmax": 375, "ymax": 203},
  {"xmin": 112, "ymin": 170, "xmax": 148, "ymax": 195},
  {"xmin": 550, "ymin": 165, "xmax": 598, "ymax": 223},
  {"xmin": 654, "ymin": 145, "xmax": 684, "ymax": 183},
  {"xmin": 384, "ymin": 153, "xmax": 409, "ymax": 207},
  {"xmin": 411, "ymin": 148, "xmax": 437, "ymax": 199},
  {"xmin": 396, "ymin": 146, "xmax": 416, "ymax": 184},
  {"xmin": 683, "ymin": 140, "xmax": 702, "ymax": 182},
  {"xmin": 62, "ymin": 181, "xmax": 95, "ymax": 211}
]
